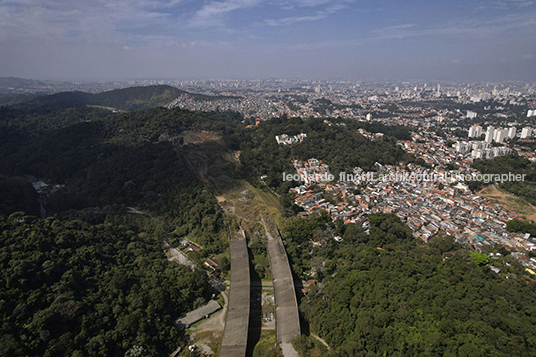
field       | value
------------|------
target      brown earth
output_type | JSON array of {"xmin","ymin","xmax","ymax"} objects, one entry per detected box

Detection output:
[{"xmin": 478, "ymin": 185, "xmax": 536, "ymax": 221}]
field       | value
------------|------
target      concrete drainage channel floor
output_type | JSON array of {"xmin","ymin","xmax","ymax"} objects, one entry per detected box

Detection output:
[{"xmin": 221, "ymin": 221, "xmax": 300, "ymax": 357}]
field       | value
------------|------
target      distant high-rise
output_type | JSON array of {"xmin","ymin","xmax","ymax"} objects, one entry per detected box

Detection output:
[
  {"xmin": 468, "ymin": 126, "xmax": 476, "ymax": 138},
  {"xmin": 508, "ymin": 127, "xmax": 516, "ymax": 139},
  {"xmin": 494, "ymin": 129, "xmax": 507, "ymax": 143},
  {"xmin": 485, "ymin": 126, "xmax": 495, "ymax": 143},
  {"xmin": 467, "ymin": 111, "xmax": 477, "ymax": 119},
  {"xmin": 472, "ymin": 142, "xmax": 483, "ymax": 150},
  {"xmin": 521, "ymin": 127, "xmax": 533, "ymax": 139},
  {"xmin": 366, "ymin": 113, "xmax": 372, "ymax": 121},
  {"xmin": 468, "ymin": 125, "xmax": 482, "ymax": 138},
  {"xmin": 472, "ymin": 150, "xmax": 483, "ymax": 159},
  {"xmin": 480, "ymin": 93, "xmax": 491, "ymax": 101},
  {"xmin": 528, "ymin": 109, "xmax": 536, "ymax": 118}
]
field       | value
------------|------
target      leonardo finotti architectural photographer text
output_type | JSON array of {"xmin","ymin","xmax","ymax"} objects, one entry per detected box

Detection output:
[{"xmin": 282, "ymin": 171, "xmax": 526, "ymax": 184}]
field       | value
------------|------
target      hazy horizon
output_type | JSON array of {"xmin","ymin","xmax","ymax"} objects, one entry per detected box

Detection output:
[{"xmin": 1, "ymin": 0, "xmax": 536, "ymax": 82}]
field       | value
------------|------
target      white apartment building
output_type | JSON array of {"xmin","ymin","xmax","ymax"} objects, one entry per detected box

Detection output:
[
  {"xmin": 521, "ymin": 127, "xmax": 533, "ymax": 139},
  {"xmin": 508, "ymin": 127, "xmax": 516, "ymax": 139}
]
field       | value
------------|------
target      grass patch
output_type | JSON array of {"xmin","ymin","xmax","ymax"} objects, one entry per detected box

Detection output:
[
  {"xmin": 252, "ymin": 330, "xmax": 282, "ymax": 357},
  {"xmin": 192, "ymin": 330, "xmax": 222, "ymax": 356}
]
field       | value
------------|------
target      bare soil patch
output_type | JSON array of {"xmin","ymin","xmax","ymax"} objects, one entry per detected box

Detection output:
[{"xmin": 478, "ymin": 185, "xmax": 536, "ymax": 221}]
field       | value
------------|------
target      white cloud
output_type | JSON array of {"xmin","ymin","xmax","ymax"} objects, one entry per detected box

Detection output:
[
  {"xmin": 265, "ymin": 13, "xmax": 325, "ymax": 26},
  {"xmin": 0, "ymin": 0, "xmax": 180, "ymax": 45},
  {"xmin": 366, "ymin": 11, "xmax": 536, "ymax": 43},
  {"xmin": 495, "ymin": 0, "xmax": 534, "ymax": 8},
  {"xmin": 188, "ymin": 0, "xmax": 261, "ymax": 27},
  {"xmin": 295, "ymin": 0, "xmax": 331, "ymax": 7},
  {"xmin": 371, "ymin": 24, "xmax": 416, "ymax": 39},
  {"xmin": 263, "ymin": 1, "xmax": 347, "ymax": 26}
]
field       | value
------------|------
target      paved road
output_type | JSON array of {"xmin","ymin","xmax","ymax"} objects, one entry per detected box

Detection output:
[
  {"xmin": 220, "ymin": 237, "xmax": 250, "ymax": 357},
  {"xmin": 261, "ymin": 216, "xmax": 301, "ymax": 354}
]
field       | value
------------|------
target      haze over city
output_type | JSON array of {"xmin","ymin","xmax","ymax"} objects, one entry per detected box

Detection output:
[{"xmin": 1, "ymin": 0, "xmax": 536, "ymax": 81}]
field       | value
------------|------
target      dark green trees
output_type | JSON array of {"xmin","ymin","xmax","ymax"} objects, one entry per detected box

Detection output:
[
  {"xmin": 300, "ymin": 215, "xmax": 536, "ymax": 356},
  {"xmin": 0, "ymin": 214, "xmax": 210, "ymax": 356}
]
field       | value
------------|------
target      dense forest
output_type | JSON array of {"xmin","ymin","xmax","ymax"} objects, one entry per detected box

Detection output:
[
  {"xmin": 0, "ymin": 90, "xmax": 240, "ymax": 355},
  {"xmin": 0, "ymin": 176, "xmax": 40, "ymax": 217},
  {"xmin": 299, "ymin": 213, "xmax": 536, "ymax": 356},
  {"xmin": 0, "ymin": 105, "xmax": 241, "ymax": 182},
  {"xmin": 0, "ymin": 213, "xmax": 209, "ymax": 356}
]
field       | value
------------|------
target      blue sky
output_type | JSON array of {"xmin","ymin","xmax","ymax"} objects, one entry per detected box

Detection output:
[{"xmin": 0, "ymin": 0, "xmax": 535, "ymax": 81}]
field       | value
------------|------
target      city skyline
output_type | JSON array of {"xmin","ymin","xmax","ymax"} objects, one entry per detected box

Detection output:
[{"xmin": 1, "ymin": 0, "xmax": 536, "ymax": 81}]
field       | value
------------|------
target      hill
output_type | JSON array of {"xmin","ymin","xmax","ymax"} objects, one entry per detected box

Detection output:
[
  {"xmin": 0, "ymin": 77, "xmax": 50, "ymax": 93},
  {"xmin": 472, "ymin": 153, "xmax": 536, "ymax": 206},
  {"xmin": 5, "ymin": 84, "xmax": 245, "ymax": 112},
  {"xmin": 16, "ymin": 85, "xmax": 184, "ymax": 111},
  {"xmin": 0, "ymin": 77, "xmax": 50, "ymax": 106}
]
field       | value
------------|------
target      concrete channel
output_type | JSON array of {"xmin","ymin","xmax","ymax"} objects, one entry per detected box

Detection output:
[
  {"xmin": 262, "ymin": 216, "xmax": 301, "ymax": 356},
  {"xmin": 219, "ymin": 236, "xmax": 250, "ymax": 357}
]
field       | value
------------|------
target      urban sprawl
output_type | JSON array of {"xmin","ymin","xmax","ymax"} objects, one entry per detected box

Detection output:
[
  {"xmin": 17, "ymin": 77, "xmax": 536, "ymax": 273},
  {"xmin": 166, "ymin": 79, "xmax": 536, "ymax": 273}
]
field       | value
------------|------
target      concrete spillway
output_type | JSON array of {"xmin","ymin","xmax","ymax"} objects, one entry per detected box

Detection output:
[
  {"xmin": 220, "ymin": 237, "xmax": 250, "ymax": 357},
  {"xmin": 262, "ymin": 217, "xmax": 301, "ymax": 350}
]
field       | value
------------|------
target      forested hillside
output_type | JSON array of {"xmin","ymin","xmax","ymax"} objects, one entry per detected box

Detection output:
[
  {"xmin": 0, "ymin": 101, "xmax": 410, "ymax": 215},
  {"xmin": 0, "ymin": 176, "xmax": 39, "ymax": 217},
  {"xmin": 0, "ymin": 106, "xmax": 241, "ymax": 182},
  {"xmin": 228, "ymin": 116, "xmax": 414, "ymax": 197},
  {"xmin": 299, "ymin": 214, "xmax": 536, "ymax": 356},
  {"xmin": 9, "ymin": 85, "xmax": 182, "ymax": 111},
  {"xmin": 0, "ymin": 213, "xmax": 208, "ymax": 356},
  {"xmin": 0, "ymin": 94, "xmax": 240, "ymax": 355}
]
